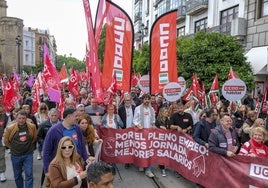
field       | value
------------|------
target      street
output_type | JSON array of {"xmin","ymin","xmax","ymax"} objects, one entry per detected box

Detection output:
[{"xmin": 3, "ymin": 150, "xmax": 197, "ymax": 188}]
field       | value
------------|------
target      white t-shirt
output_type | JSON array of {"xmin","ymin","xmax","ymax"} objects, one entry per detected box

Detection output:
[{"xmin": 66, "ymin": 165, "xmax": 82, "ymax": 188}]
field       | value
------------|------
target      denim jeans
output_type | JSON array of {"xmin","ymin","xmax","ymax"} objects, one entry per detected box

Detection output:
[
  {"xmin": 11, "ymin": 153, "xmax": 33, "ymax": 188},
  {"xmin": 0, "ymin": 142, "xmax": 6, "ymax": 173}
]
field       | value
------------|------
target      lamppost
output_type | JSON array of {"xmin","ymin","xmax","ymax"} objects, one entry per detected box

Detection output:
[
  {"xmin": 139, "ymin": 23, "xmax": 148, "ymax": 47},
  {"xmin": 15, "ymin": 35, "xmax": 22, "ymax": 75}
]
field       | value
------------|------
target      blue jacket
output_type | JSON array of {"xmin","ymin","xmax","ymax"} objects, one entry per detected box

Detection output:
[
  {"xmin": 193, "ymin": 119, "xmax": 216, "ymax": 146},
  {"xmin": 208, "ymin": 125, "xmax": 239, "ymax": 156},
  {"xmin": 42, "ymin": 122, "xmax": 88, "ymax": 173}
]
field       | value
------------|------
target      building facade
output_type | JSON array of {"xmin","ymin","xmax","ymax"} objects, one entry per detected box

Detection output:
[
  {"xmin": 0, "ymin": 0, "xmax": 57, "ymax": 75},
  {"xmin": 0, "ymin": 0, "xmax": 23, "ymax": 75},
  {"xmin": 133, "ymin": 0, "xmax": 268, "ymax": 96}
]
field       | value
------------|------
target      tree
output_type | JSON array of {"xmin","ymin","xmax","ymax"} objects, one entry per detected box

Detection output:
[
  {"xmin": 132, "ymin": 44, "xmax": 150, "ymax": 75},
  {"xmin": 56, "ymin": 55, "xmax": 85, "ymax": 72},
  {"xmin": 177, "ymin": 31, "xmax": 254, "ymax": 91}
]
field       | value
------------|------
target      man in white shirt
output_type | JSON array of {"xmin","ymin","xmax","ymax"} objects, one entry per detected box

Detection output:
[{"xmin": 132, "ymin": 93, "xmax": 155, "ymax": 178}]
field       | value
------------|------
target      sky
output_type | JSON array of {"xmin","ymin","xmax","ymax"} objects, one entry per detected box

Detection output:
[{"xmin": 7, "ymin": 0, "xmax": 133, "ymax": 60}]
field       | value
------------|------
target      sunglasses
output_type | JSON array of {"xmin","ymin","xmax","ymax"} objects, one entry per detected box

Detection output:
[
  {"xmin": 61, "ymin": 145, "xmax": 74, "ymax": 150},
  {"xmin": 40, "ymin": 108, "xmax": 47, "ymax": 110}
]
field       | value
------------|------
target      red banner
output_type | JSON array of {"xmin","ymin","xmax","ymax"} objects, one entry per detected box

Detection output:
[
  {"xmin": 83, "ymin": 0, "xmax": 103, "ymax": 102},
  {"xmin": 150, "ymin": 10, "xmax": 178, "ymax": 95},
  {"xmin": 99, "ymin": 127, "xmax": 268, "ymax": 188},
  {"xmin": 102, "ymin": 0, "xmax": 133, "ymax": 92}
]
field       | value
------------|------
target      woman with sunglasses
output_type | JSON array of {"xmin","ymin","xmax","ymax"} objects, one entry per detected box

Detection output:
[{"xmin": 49, "ymin": 136, "xmax": 88, "ymax": 188}]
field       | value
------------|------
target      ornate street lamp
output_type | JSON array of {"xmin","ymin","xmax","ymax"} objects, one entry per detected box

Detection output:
[{"xmin": 15, "ymin": 35, "xmax": 22, "ymax": 75}]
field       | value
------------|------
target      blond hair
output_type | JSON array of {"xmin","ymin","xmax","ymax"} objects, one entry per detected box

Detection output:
[{"xmin": 50, "ymin": 136, "xmax": 79, "ymax": 179}]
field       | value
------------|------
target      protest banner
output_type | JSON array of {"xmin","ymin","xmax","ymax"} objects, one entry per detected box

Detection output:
[{"xmin": 99, "ymin": 127, "xmax": 268, "ymax": 187}]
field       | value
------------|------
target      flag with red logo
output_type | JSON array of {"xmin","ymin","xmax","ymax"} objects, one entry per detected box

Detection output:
[
  {"xmin": 68, "ymin": 67, "xmax": 80, "ymax": 99},
  {"xmin": 150, "ymin": 10, "xmax": 178, "ymax": 95},
  {"xmin": 102, "ymin": 0, "xmax": 133, "ymax": 92},
  {"xmin": 2, "ymin": 78, "xmax": 21, "ymax": 112},
  {"xmin": 42, "ymin": 43, "xmax": 60, "ymax": 91},
  {"xmin": 182, "ymin": 74, "xmax": 201, "ymax": 102},
  {"xmin": 208, "ymin": 74, "xmax": 220, "ymax": 107}
]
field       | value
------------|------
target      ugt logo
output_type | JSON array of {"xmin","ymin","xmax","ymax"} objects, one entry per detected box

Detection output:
[{"xmin": 249, "ymin": 163, "xmax": 268, "ymax": 180}]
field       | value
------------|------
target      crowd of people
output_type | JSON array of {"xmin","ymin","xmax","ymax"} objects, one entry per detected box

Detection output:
[{"xmin": 0, "ymin": 79, "xmax": 268, "ymax": 188}]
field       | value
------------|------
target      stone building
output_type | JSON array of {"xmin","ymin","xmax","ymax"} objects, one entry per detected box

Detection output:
[
  {"xmin": 0, "ymin": 0, "xmax": 23, "ymax": 75},
  {"xmin": 0, "ymin": 0, "xmax": 57, "ymax": 75}
]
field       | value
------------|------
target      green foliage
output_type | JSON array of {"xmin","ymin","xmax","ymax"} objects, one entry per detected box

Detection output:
[
  {"xmin": 98, "ymin": 25, "xmax": 106, "ymax": 72},
  {"xmin": 177, "ymin": 31, "xmax": 254, "ymax": 91},
  {"xmin": 56, "ymin": 55, "xmax": 85, "ymax": 72},
  {"xmin": 133, "ymin": 44, "xmax": 150, "ymax": 75}
]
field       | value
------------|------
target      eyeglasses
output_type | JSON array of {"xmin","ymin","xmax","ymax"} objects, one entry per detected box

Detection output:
[
  {"xmin": 61, "ymin": 145, "xmax": 74, "ymax": 150},
  {"xmin": 40, "ymin": 108, "xmax": 47, "ymax": 110}
]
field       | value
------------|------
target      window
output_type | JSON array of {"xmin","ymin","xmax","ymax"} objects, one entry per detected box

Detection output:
[
  {"xmin": 195, "ymin": 18, "xmax": 207, "ymax": 32},
  {"xmin": 220, "ymin": 6, "xmax": 239, "ymax": 24},
  {"xmin": 177, "ymin": 26, "xmax": 185, "ymax": 37},
  {"xmin": 263, "ymin": 2, "xmax": 268, "ymax": 16},
  {"xmin": 157, "ymin": 1, "xmax": 166, "ymax": 17}
]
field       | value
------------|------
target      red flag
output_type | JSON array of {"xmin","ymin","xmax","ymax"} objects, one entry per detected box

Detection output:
[
  {"xmin": 68, "ymin": 67, "xmax": 80, "ymax": 99},
  {"xmin": 94, "ymin": 0, "xmax": 107, "ymax": 45},
  {"xmin": 31, "ymin": 73, "xmax": 41, "ymax": 114},
  {"xmin": 192, "ymin": 74, "xmax": 201, "ymax": 101},
  {"xmin": 201, "ymin": 82, "xmax": 207, "ymax": 109},
  {"xmin": 182, "ymin": 86, "xmax": 193, "ymax": 102},
  {"xmin": 208, "ymin": 75, "xmax": 219, "ymax": 106},
  {"xmin": 131, "ymin": 72, "xmax": 139, "ymax": 87},
  {"xmin": 150, "ymin": 10, "xmax": 178, "ymax": 95},
  {"xmin": 12, "ymin": 72, "xmax": 20, "ymax": 92},
  {"xmin": 261, "ymin": 84, "xmax": 268, "ymax": 113},
  {"xmin": 102, "ymin": 0, "xmax": 133, "ymax": 92},
  {"xmin": 228, "ymin": 67, "xmax": 239, "ymax": 80},
  {"xmin": 83, "ymin": 0, "xmax": 103, "ymax": 102},
  {"xmin": 2, "ymin": 78, "xmax": 20, "ymax": 112},
  {"xmin": 42, "ymin": 43, "xmax": 60, "ymax": 91},
  {"xmin": 59, "ymin": 64, "xmax": 68, "ymax": 83},
  {"xmin": 104, "ymin": 72, "xmax": 117, "ymax": 104},
  {"xmin": 182, "ymin": 74, "xmax": 201, "ymax": 102}
]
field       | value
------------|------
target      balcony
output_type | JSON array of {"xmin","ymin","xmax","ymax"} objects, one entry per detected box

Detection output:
[
  {"xmin": 177, "ymin": 6, "xmax": 186, "ymax": 22},
  {"xmin": 186, "ymin": 0, "xmax": 208, "ymax": 15},
  {"xmin": 153, "ymin": 0, "xmax": 163, "ymax": 8},
  {"xmin": 186, "ymin": 18, "xmax": 246, "ymax": 41},
  {"xmin": 134, "ymin": 12, "xmax": 142, "ymax": 23},
  {"xmin": 206, "ymin": 22, "xmax": 232, "ymax": 35}
]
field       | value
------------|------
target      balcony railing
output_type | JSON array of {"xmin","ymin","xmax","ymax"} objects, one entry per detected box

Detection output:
[
  {"xmin": 186, "ymin": 0, "xmax": 208, "ymax": 15},
  {"xmin": 177, "ymin": 6, "xmax": 186, "ymax": 21},
  {"xmin": 154, "ymin": 0, "xmax": 163, "ymax": 7},
  {"xmin": 206, "ymin": 22, "xmax": 232, "ymax": 35},
  {"xmin": 134, "ymin": 12, "xmax": 142, "ymax": 23}
]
